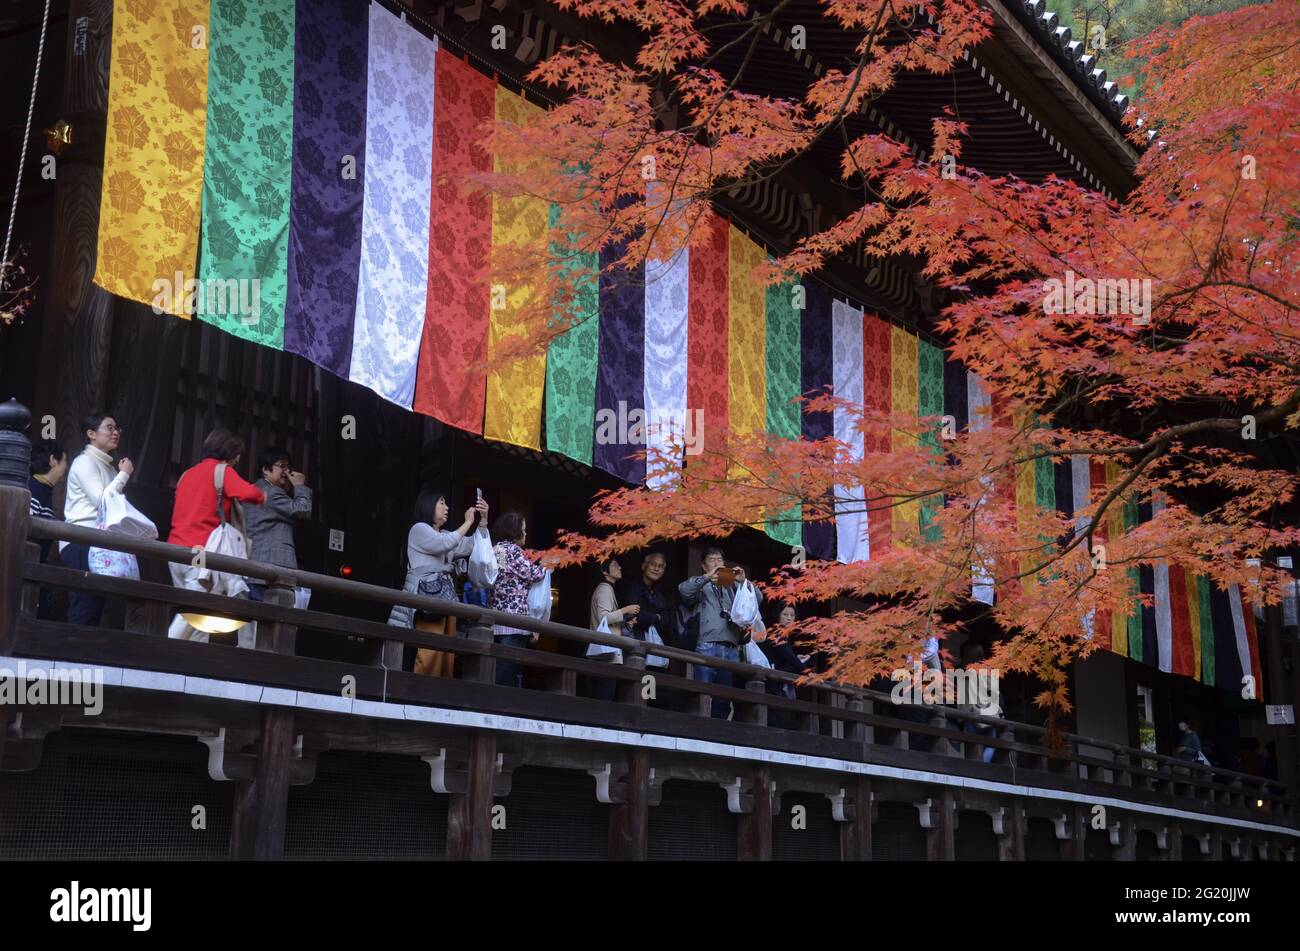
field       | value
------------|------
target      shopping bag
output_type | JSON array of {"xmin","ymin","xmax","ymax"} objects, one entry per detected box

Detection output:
[
  {"xmin": 526, "ymin": 569, "xmax": 553, "ymax": 621},
  {"xmin": 294, "ymin": 586, "xmax": 312, "ymax": 610},
  {"xmin": 101, "ymin": 490, "xmax": 158, "ymax": 539},
  {"xmin": 744, "ymin": 639, "xmax": 772, "ymax": 668},
  {"xmin": 643, "ymin": 624, "xmax": 669, "ymax": 669},
  {"xmin": 586, "ymin": 616, "xmax": 623, "ymax": 662},
  {"xmin": 729, "ymin": 580, "xmax": 760, "ymax": 628},
  {"xmin": 468, "ymin": 530, "xmax": 498, "ymax": 589}
]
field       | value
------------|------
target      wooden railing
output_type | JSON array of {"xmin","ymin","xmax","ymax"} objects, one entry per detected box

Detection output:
[{"xmin": 5, "ymin": 515, "xmax": 1295, "ymax": 827}]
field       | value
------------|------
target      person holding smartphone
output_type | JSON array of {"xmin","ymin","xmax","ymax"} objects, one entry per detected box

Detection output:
[
  {"xmin": 677, "ymin": 546, "xmax": 762, "ymax": 718},
  {"xmin": 245, "ymin": 446, "xmax": 313, "ymax": 603}
]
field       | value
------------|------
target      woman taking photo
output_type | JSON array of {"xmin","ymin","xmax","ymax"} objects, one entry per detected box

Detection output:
[
  {"xmin": 488, "ymin": 511, "xmax": 547, "ymax": 689},
  {"xmin": 388, "ymin": 489, "xmax": 490, "ymax": 677},
  {"xmin": 588, "ymin": 557, "xmax": 639, "ymax": 701}
]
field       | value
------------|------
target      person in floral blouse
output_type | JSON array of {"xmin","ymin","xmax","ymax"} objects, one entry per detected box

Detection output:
[{"xmin": 488, "ymin": 511, "xmax": 548, "ymax": 689}]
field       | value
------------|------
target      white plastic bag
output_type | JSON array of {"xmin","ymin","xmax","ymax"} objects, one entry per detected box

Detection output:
[
  {"xmin": 729, "ymin": 580, "xmax": 760, "ymax": 628},
  {"xmin": 643, "ymin": 624, "xmax": 669, "ymax": 669},
  {"xmin": 294, "ymin": 586, "xmax": 312, "ymax": 610},
  {"xmin": 468, "ymin": 530, "xmax": 498, "ymax": 589},
  {"xmin": 526, "ymin": 569, "xmax": 553, "ymax": 621},
  {"xmin": 101, "ymin": 490, "xmax": 158, "ymax": 539},
  {"xmin": 586, "ymin": 615, "xmax": 623, "ymax": 662},
  {"xmin": 744, "ymin": 639, "xmax": 772, "ymax": 668}
]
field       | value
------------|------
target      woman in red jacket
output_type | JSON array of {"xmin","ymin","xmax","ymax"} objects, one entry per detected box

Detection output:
[{"xmin": 167, "ymin": 429, "xmax": 265, "ymax": 643}]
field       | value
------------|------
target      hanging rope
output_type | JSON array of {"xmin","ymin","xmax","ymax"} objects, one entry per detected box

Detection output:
[{"xmin": 1, "ymin": 0, "xmax": 52, "ymax": 290}]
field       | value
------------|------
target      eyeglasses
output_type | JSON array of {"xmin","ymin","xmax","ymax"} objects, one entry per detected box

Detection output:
[
  {"xmin": 99, "ymin": 423, "xmax": 122, "ymax": 434},
  {"xmin": 270, "ymin": 462, "xmax": 290, "ymax": 471}
]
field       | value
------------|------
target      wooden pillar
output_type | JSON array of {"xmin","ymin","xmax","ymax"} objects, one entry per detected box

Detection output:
[
  {"xmin": 446, "ymin": 731, "xmax": 497, "ymax": 861},
  {"xmin": 1168, "ymin": 822, "xmax": 1183, "ymax": 861},
  {"xmin": 228, "ymin": 585, "xmax": 297, "ymax": 860},
  {"xmin": 0, "ymin": 400, "xmax": 33, "ymax": 655},
  {"xmin": 1113, "ymin": 817, "xmax": 1136, "ymax": 861},
  {"xmin": 997, "ymin": 803, "xmax": 1026, "ymax": 861},
  {"xmin": 840, "ymin": 777, "xmax": 873, "ymax": 861},
  {"xmin": 608, "ymin": 749, "xmax": 650, "ymax": 861},
  {"xmin": 926, "ymin": 789, "xmax": 957, "ymax": 861},
  {"xmin": 737, "ymin": 767, "xmax": 773, "ymax": 861},
  {"xmin": 35, "ymin": 0, "xmax": 117, "ymax": 447}
]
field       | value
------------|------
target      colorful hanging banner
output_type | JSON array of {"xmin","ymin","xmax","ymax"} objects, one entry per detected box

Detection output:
[
  {"xmin": 414, "ymin": 46, "xmax": 494, "ymax": 431},
  {"xmin": 594, "ymin": 227, "xmax": 646, "ymax": 484},
  {"xmin": 687, "ymin": 213, "xmax": 730, "ymax": 478},
  {"xmin": 764, "ymin": 277, "xmax": 801, "ymax": 547},
  {"xmin": 199, "ymin": 0, "xmax": 295, "ymax": 347},
  {"xmin": 483, "ymin": 87, "xmax": 548, "ymax": 449},
  {"xmin": 862, "ymin": 315, "xmax": 892, "ymax": 559},
  {"xmin": 544, "ymin": 204, "xmax": 600, "ymax": 466},
  {"xmin": 917, "ymin": 339, "xmax": 944, "ymax": 542},
  {"xmin": 643, "ymin": 214, "xmax": 690, "ymax": 489},
  {"xmin": 967, "ymin": 372, "xmax": 994, "ymax": 605},
  {"xmin": 95, "ymin": 0, "xmax": 210, "ymax": 312},
  {"xmin": 832, "ymin": 300, "xmax": 866, "ymax": 564},
  {"xmin": 890, "ymin": 326, "xmax": 920, "ymax": 539},
  {"xmin": 727, "ymin": 228, "xmax": 767, "ymax": 493},
  {"xmin": 284, "ymin": 0, "xmax": 368, "ymax": 374},
  {"xmin": 348, "ymin": 6, "xmax": 436, "ymax": 409},
  {"xmin": 800, "ymin": 282, "xmax": 834, "ymax": 561}
]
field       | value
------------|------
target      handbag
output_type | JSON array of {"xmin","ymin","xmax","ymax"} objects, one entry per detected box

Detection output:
[
  {"xmin": 415, "ymin": 571, "xmax": 456, "ymax": 621},
  {"xmin": 88, "ymin": 494, "xmax": 141, "ymax": 580},
  {"xmin": 196, "ymin": 463, "xmax": 250, "ymax": 598}
]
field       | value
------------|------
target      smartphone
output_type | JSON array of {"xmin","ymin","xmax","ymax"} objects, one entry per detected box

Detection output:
[
  {"xmin": 476, "ymin": 488, "xmax": 483, "ymax": 502},
  {"xmin": 715, "ymin": 565, "xmax": 736, "ymax": 587}
]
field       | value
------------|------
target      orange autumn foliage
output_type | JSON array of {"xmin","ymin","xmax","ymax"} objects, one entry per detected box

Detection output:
[{"xmin": 482, "ymin": 1, "xmax": 1300, "ymax": 714}]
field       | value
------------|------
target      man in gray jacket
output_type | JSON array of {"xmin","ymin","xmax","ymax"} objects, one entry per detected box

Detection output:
[
  {"xmin": 244, "ymin": 446, "xmax": 312, "ymax": 603},
  {"xmin": 678, "ymin": 546, "xmax": 762, "ymax": 718}
]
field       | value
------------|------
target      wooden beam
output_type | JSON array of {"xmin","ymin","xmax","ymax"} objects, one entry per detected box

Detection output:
[
  {"xmin": 446, "ymin": 730, "xmax": 497, "ymax": 861},
  {"xmin": 997, "ymin": 802, "xmax": 1026, "ymax": 861},
  {"xmin": 926, "ymin": 788, "xmax": 957, "ymax": 861}
]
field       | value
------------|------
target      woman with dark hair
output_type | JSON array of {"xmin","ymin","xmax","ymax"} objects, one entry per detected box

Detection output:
[
  {"xmin": 487, "ymin": 511, "xmax": 547, "ymax": 689},
  {"xmin": 587, "ymin": 556, "xmax": 640, "ymax": 701},
  {"xmin": 166, "ymin": 429, "xmax": 266, "ymax": 642},
  {"xmin": 388, "ymin": 489, "xmax": 490, "ymax": 677},
  {"xmin": 62, "ymin": 412, "xmax": 134, "ymax": 625}
]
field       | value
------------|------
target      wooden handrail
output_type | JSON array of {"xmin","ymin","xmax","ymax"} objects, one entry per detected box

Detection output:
[{"xmin": 17, "ymin": 517, "xmax": 1294, "ymax": 810}]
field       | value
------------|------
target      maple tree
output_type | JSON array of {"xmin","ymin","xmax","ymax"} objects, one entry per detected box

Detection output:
[{"xmin": 483, "ymin": 0, "xmax": 1300, "ymax": 719}]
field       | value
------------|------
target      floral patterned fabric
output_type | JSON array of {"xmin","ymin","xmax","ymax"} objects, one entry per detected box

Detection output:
[
  {"xmin": 593, "ymin": 202, "xmax": 646, "ymax": 484},
  {"xmin": 199, "ymin": 0, "xmax": 294, "ymax": 347},
  {"xmin": 643, "ymin": 210, "xmax": 690, "ymax": 489},
  {"xmin": 764, "ymin": 278, "xmax": 801, "ymax": 547},
  {"xmin": 484, "ymin": 88, "xmax": 548, "ymax": 450},
  {"xmin": 488, "ymin": 541, "xmax": 547, "ymax": 637},
  {"xmin": 727, "ymin": 227, "xmax": 766, "ymax": 485},
  {"xmin": 890, "ymin": 325, "xmax": 920, "ymax": 538},
  {"xmin": 414, "ymin": 47, "xmax": 494, "ymax": 432},
  {"xmin": 917, "ymin": 338, "xmax": 945, "ymax": 541},
  {"xmin": 832, "ymin": 300, "xmax": 866, "ymax": 564},
  {"xmin": 687, "ymin": 212, "xmax": 729, "ymax": 479},
  {"xmin": 348, "ymin": 5, "xmax": 436, "ymax": 409},
  {"xmin": 545, "ymin": 203, "xmax": 600, "ymax": 465},
  {"xmin": 862, "ymin": 314, "xmax": 893, "ymax": 557},
  {"xmin": 284, "ymin": 0, "xmax": 368, "ymax": 375},
  {"xmin": 95, "ymin": 0, "xmax": 210, "ymax": 311},
  {"xmin": 800, "ymin": 282, "xmax": 834, "ymax": 560}
]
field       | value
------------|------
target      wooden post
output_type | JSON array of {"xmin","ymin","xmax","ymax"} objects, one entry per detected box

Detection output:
[
  {"xmin": 446, "ymin": 730, "xmax": 497, "ymax": 861},
  {"xmin": 737, "ymin": 767, "xmax": 773, "ymax": 861},
  {"xmin": 0, "ymin": 400, "xmax": 33, "ymax": 655},
  {"xmin": 228, "ymin": 584, "xmax": 297, "ymax": 860},
  {"xmin": 461, "ymin": 623, "xmax": 496, "ymax": 684},
  {"xmin": 840, "ymin": 777, "xmax": 873, "ymax": 861},
  {"xmin": 1113, "ymin": 817, "xmax": 1136, "ymax": 861},
  {"xmin": 997, "ymin": 802, "xmax": 1026, "ymax": 861},
  {"xmin": 926, "ymin": 789, "xmax": 957, "ymax": 861},
  {"xmin": 1168, "ymin": 822, "xmax": 1183, "ymax": 861},
  {"xmin": 35, "ymin": 0, "xmax": 117, "ymax": 447},
  {"xmin": 608, "ymin": 749, "xmax": 650, "ymax": 861}
]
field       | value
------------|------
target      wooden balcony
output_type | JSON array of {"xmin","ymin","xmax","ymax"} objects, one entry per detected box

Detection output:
[{"xmin": 1, "ymin": 504, "xmax": 1295, "ymax": 861}]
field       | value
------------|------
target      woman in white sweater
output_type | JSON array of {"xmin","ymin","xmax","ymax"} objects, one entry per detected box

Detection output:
[{"xmin": 62, "ymin": 413, "xmax": 133, "ymax": 626}]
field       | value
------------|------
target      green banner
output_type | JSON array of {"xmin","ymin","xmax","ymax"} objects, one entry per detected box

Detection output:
[
  {"xmin": 764, "ymin": 279, "xmax": 802, "ymax": 548},
  {"xmin": 544, "ymin": 203, "xmax": 600, "ymax": 466}
]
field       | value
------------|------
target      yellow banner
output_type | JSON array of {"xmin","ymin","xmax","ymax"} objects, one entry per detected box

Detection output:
[
  {"xmin": 1105, "ymin": 460, "xmax": 1128, "ymax": 656},
  {"xmin": 890, "ymin": 325, "xmax": 919, "ymax": 538},
  {"xmin": 94, "ymin": 0, "xmax": 210, "ymax": 315},
  {"xmin": 484, "ymin": 88, "xmax": 548, "ymax": 449},
  {"xmin": 727, "ymin": 227, "xmax": 766, "ymax": 485}
]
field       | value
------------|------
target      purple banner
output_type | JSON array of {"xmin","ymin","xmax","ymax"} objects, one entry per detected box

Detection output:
[
  {"xmin": 283, "ymin": 0, "xmax": 368, "ymax": 374},
  {"xmin": 593, "ymin": 242, "xmax": 647, "ymax": 484},
  {"xmin": 801, "ymin": 282, "xmax": 834, "ymax": 560}
]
